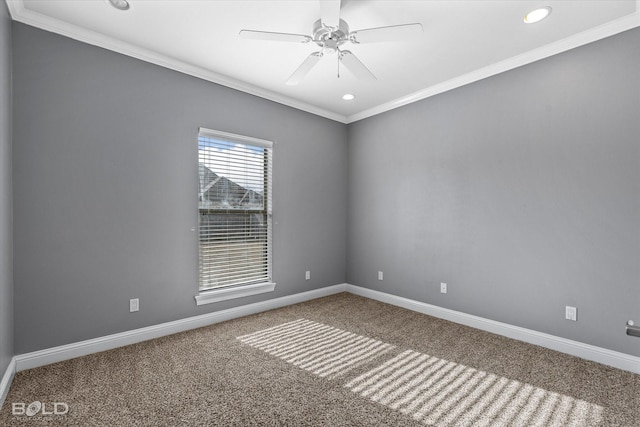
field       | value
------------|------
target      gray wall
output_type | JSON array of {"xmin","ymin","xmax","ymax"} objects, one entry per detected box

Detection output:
[
  {"xmin": 9, "ymin": 19, "xmax": 640, "ymax": 358},
  {"xmin": 12, "ymin": 23, "xmax": 347, "ymax": 354},
  {"xmin": 347, "ymin": 28, "xmax": 640, "ymax": 356},
  {"xmin": 0, "ymin": 3, "xmax": 13, "ymax": 374}
]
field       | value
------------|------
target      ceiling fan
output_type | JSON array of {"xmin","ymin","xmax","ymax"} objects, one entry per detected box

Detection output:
[{"xmin": 239, "ymin": 0, "xmax": 423, "ymax": 86}]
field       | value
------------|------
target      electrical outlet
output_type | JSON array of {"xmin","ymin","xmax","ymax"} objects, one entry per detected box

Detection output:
[
  {"xmin": 565, "ymin": 306, "xmax": 577, "ymax": 321},
  {"xmin": 378, "ymin": 271, "xmax": 383, "ymax": 281},
  {"xmin": 130, "ymin": 298, "xmax": 139, "ymax": 313},
  {"xmin": 305, "ymin": 271, "xmax": 310, "ymax": 280},
  {"xmin": 440, "ymin": 283, "xmax": 447, "ymax": 294}
]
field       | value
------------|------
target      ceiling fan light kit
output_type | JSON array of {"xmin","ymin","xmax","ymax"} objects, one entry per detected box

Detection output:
[
  {"xmin": 312, "ymin": 18, "xmax": 350, "ymax": 53},
  {"xmin": 239, "ymin": 0, "xmax": 423, "ymax": 85}
]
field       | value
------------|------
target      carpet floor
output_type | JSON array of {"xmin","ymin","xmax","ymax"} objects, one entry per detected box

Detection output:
[{"xmin": 1, "ymin": 293, "xmax": 638, "ymax": 426}]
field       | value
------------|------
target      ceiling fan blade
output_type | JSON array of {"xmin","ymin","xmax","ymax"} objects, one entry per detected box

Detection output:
[
  {"xmin": 239, "ymin": 30, "xmax": 312, "ymax": 43},
  {"xmin": 286, "ymin": 52, "xmax": 323, "ymax": 86},
  {"xmin": 339, "ymin": 50, "xmax": 376, "ymax": 82},
  {"xmin": 350, "ymin": 23, "xmax": 423, "ymax": 44},
  {"xmin": 319, "ymin": 0, "xmax": 341, "ymax": 29}
]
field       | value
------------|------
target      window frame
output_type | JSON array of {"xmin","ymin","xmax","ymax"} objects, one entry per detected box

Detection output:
[{"xmin": 195, "ymin": 128, "xmax": 275, "ymax": 305}]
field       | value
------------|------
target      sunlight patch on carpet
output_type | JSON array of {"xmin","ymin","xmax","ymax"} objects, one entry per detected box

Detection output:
[
  {"xmin": 237, "ymin": 319, "xmax": 395, "ymax": 379},
  {"xmin": 345, "ymin": 349, "xmax": 604, "ymax": 427}
]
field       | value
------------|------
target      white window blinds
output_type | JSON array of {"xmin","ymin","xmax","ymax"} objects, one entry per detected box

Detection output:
[{"xmin": 198, "ymin": 128, "xmax": 273, "ymax": 291}]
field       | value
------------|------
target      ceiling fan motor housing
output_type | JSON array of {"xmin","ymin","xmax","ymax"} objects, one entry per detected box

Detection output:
[{"xmin": 313, "ymin": 19, "xmax": 349, "ymax": 54}]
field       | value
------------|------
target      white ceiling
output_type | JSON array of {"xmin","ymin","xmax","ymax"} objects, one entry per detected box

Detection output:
[{"xmin": 6, "ymin": 0, "xmax": 640, "ymax": 123}]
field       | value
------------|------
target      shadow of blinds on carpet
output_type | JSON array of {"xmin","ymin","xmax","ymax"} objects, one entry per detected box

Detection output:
[
  {"xmin": 345, "ymin": 349, "xmax": 603, "ymax": 426},
  {"xmin": 237, "ymin": 318, "xmax": 395, "ymax": 379},
  {"xmin": 238, "ymin": 319, "xmax": 604, "ymax": 426}
]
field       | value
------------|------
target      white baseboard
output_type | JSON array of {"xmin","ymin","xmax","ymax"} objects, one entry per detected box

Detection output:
[
  {"xmin": 15, "ymin": 284, "xmax": 347, "ymax": 372},
  {"xmin": 345, "ymin": 284, "xmax": 640, "ymax": 375},
  {"xmin": 11, "ymin": 282, "xmax": 640, "ymax": 376},
  {"xmin": 0, "ymin": 357, "xmax": 16, "ymax": 411}
]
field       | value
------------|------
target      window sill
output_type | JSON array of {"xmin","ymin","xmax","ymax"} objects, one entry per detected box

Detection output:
[{"xmin": 195, "ymin": 282, "xmax": 276, "ymax": 306}]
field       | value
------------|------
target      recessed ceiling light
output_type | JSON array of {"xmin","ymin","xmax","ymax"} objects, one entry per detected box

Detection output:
[
  {"xmin": 524, "ymin": 7, "xmax": 551, "ymax": 24},
  {"xmin": 342, "ymin": 94, "xmax": 355, "ymax": 101},
  {"xmin": 107, "ymin": 0, "xmax": 130, "ymax": 11}
]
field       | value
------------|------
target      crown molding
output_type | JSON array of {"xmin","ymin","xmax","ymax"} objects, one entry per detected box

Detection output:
[
  {"xmin": 6, "ymin": 0, "xmax": 640, "ymax": 125},
  {"xmin": 5, "ymin": 0, "xmax": 349, "ymax": 124},
  {"xmin": 346, "ymin": 8, "xmax": 640, "ymax": 123}
]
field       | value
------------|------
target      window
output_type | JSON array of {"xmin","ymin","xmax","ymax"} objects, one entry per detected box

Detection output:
[{"xmin": 195, "ymin": 128, "xmax": 274, "ymax": 305}]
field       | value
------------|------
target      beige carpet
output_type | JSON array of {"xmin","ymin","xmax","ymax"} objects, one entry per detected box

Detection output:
[{"xmin": 1, "ymin": 293, "xmax": 638, "ymax": 426}]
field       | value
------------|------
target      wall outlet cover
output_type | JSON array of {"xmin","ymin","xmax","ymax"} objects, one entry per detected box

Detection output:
[{"xmin": 565, "ymin": 306, "xmax": 577, "ymax": 321}]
